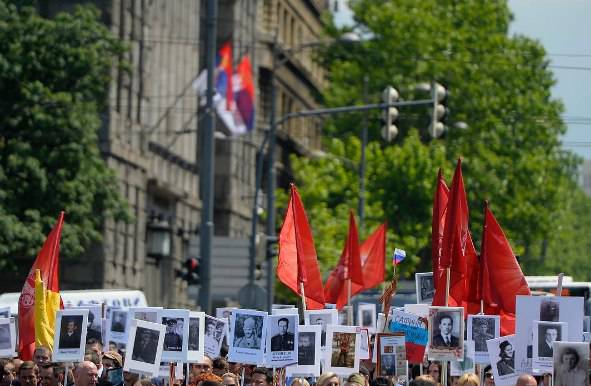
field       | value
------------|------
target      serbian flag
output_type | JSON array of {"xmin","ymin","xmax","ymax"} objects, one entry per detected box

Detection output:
[
  {"xmin": 431, "ymin": 169, "xmax": 449, "ymax": 289},
  {"xmin": 324, "ymin": 211, "xmax": 364, "ymax": 309},
  {"xmin": 277, "ymin": 184, "xmax": 325, "ymax": 309},
  {"xmin": 350, "ymin": 223, "xmax": 386, "ymax": 297},
  {"xmin": 18, "ymin": 212, "xmax": 64, "ymax": 360},
  {"xmin": 235, "ymin": 55, "xmax": 255, "ymax": 132},
  {"xmin": 481, "ymin": 203, "xmax": 530, "ymax": 335},
  {"xmin": 216, "ymin": 42, "xmax": 233, "ymax": 110},
  {"xmin": 432, "ymin": 159, "xmax": 470, "ymax": 308}
]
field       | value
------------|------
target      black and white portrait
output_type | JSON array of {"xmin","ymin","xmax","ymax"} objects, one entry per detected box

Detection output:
[
  {"xmin": 59, "ymin": 315, "xmax": 83, "ymax": 349},
  {"xmin": 233, "ymin": 314, "xmax": 263, "ymax": 349},
  {"xmin": 379, "ymin": 354, "xmax": 396, "ymax": 376},
  {"xmin": 305, "ymin": 309, "xmax": 337, "ymax": 348},
  {"xmin": 162, "ymin": 317, "xmax": 183, "ymax": 352},
  {"xmin": 111, "ymin": 310, "xmax": 127, "ymax": 333},
  {"xmin": 536, "ymin": 322, "xmax": 564, "ymax": 358},
  {"xmin": 338, "ymin": 306, "xmax": 353, "ymax": 326},
  {"xmin": 540, "ymin": 298, "xmax": 560, "ymax": 322},
  {"xmin": 132, "ymin": 327, "xmax": 159, "ymax": 363},
  {"xmin": 496, "ymin": 340, "xmax": 515, "ymax": 376},
  {"xmin": 0, "ymin": 323, "xmax": 10, "ymax": 350},
  {"xmin": 553, "ymin": 342, "xmax": 589, "ymax": 386},
  {"xmin": 188, "ymin": 318, "xmax": 200, "ymax": 351},
  {"xmin": 428, "ymin": 306, "xmax": 464, "ymax": 361},
  {"xmin": 131, "ymin": 307, "xmax": 161, "ymax": 324},
  {"xmin": 204, "ymin": 315, "xmax": 226, "ymax": 358},
  {"xmin": 431, "ymin": 312, "xmax": 460, "ymax": 348},
  {"xmin": 415, "ymin": 272, "xmax": 435, "ymax": 304},
  {"xmin": 485, "ymin": 335, "xmax": 519, "ymax": 385},
  {"xmin": 187, "ymin": 311, "xmax": 205, "ymax": 362},
  {"xmin": 228, "ymin": 309, "xmax": 268, "ymax": 365},
  {"xmin": 77, "ymin": 306, "xmax": 102, "ymax": 343},
  {"xmin": 286, "ymin": 324, "xmax": 322, "ymax": 377},
  {"xmin": 298, "ymin": 332, "xmax": 316, "ymax": 365},
  {"xmin": 357, "ymin": 304, "xmax": 376, "ymax": 332},
  {"xmin": 266, "ymin": 314, "xmax": 298, "ymax": 367},
  {"xmin": 467, "ymin": 315, "xmax": 499, "ymax": 353},
  {"xmin": 160, "ymin": 309, "xmax": 189, "ymax": 362}
]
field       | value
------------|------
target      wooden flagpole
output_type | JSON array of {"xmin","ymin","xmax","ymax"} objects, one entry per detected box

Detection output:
[
  {"xmin": 440, "ymin": 267, "xmax": 451, "ymax": 386},
  {"xmin": 300, "ymin": 282, "xmax": 307, "ymax": 312}
]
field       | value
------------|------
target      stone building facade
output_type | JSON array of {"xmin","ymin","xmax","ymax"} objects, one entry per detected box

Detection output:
[{"xmin": 30, "ymin": 0, "xmax": 327, "ymax": 309}]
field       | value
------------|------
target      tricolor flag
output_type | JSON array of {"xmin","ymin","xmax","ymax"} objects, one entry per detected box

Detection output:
[{"xmin": 393, "ymin": 248, "xmax": 406, "ymax": 265}]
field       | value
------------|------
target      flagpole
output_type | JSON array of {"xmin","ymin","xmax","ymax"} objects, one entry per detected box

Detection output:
[
  {"xmin": 442, "ymin": 267, "xmax": 451, "ymax": 386},
  {"xmin": 347, "ymin": 278, "xmax": 352, "ymax": 306},
  {"xmin": 299, "ymin": 282, "xmax": 307, "ymax": 311}
]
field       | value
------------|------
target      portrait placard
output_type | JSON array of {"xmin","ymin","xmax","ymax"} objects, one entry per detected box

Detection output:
[
  {"xmin": 486, "ymin": 335, "xmax": 519, "ymax": 386},
  {"xmin": 160, "ymin": 309, "xmax": 190, "ymax": 362},
  {"xmin": 338, "ymin": 306, "xmax": 353, "ymax": 326},
  {"xmin": 0, "ymin": 318, "xmax": 16, "ymax": 358},
  {"xmin": 304, "ymin": 309, "xmax": 338, "ymax": 349},
  {"xmin": 124, "ymin": 319, "xmax": 165, "ymax": 377},
  {"xmin": 130, "ymin": 307, "xmax": 162, "ymax": 324},
  {"xmin": 357, "ymin": 303, "xmax": 376, "ymax": 333},
  {"xmin": 358, "ymin": 328, "xmax": 370, "ymax": 360},
  {"xmin": 70, "ymin": 305, "xmax": 103, "ymax": 344},
  {"xmin": 324, "ymin": 325, "xmax": 360, "ymax": 376},
  {"xmin": 228, "ymin": 309, "xmax": 268, "ymax": 365},
  {"xmin": 427, "ymin": 306, "xmax": 464, "ymax": 360},
  {"xmin": 388, "ymin": 309, "xmax": 428, "ymax": 364},
  {"xmin": 553, "ymin": 341, "xmax": 589, "ymax": 386},
  {"xmin": 187, "ymin": 311, "xmax": 205, "ymax": 363},
  {"xmin": 285, "ymin": 324, "xmax": 321, "ymax": 377},
  {"xmin": 0, "ymin": 307, "xmax": 10, "ymax": 318},
  {"xmin": 216, "ymin": 307, "xmax": 236, "ymax": 321},
  {"xmin": 450, "ymin": 340, "xmax": 475, "ymax": 376},
  {"xmin": 266, "ymin": 314, "xmax": 298, "ymax": 367},
  {"xmin": 415, "ymin": 272, "xmax": 435, "ymax": 304},
  {"xmin": 53, "ymin": 309, "xmax": 88, "ymax": 362},
  {"xmin": 376, "ymin": 333, "xmax": 406, "ymax": 377},
  {"xmin": 467, "ymin": 314, "xmax": 500, "ymax": 364},
  {"xmin": 515, "ymin": 295, "xmax": 583, "ymax": 373},
  {"xmin": 532, "ymin": 321, "xmax": 567, "ymax": 373},
  {"xmin": 107, "ymin": 309, "xmax": 129, "ymax": 344},
  {"xmin": 204, "ymin": 315, "xmax": 227, "ymax": 358}
]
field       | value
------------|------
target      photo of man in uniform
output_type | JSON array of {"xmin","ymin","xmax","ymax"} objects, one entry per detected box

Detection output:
[
  {"xmin": 188, "ymin": 317, "xmax": 200, "ymax": 351},
  {"xmin": 234, "ymin": 316, "xmax": 261, "ymax": 349},
  {"xmin": 132, "ymin": 327, "xmax": 159, "ymax": 364},
  {"xmin": 420, "ymin": 275, "xmax": 435, "ymax": 302},
  {"xmin": 298, "ymin": 332, "xmax": 315, "ymax": 366},
  {"xmin": 85, "ymin": 310, "xmax": 102, "ymax": 343},
  {"xmin": 59, "ymin": 316, "xmax": 82, "ymax": 349},
  {"xmin": 313, "ymin": 316, "xmax": 328, "ymax": 346},
  {"xmin": 331, "ymin": 332, "xmax": 355, "ymax": 368},
  {"xmin": 111, "ymin": 311, "xmax": 126, "ymax": 333},
  {"xmin": 472, "ymin": 318, "xmax": 494, "ymax": 352},
  {"xmin": 271, "ymin": 318, "xmax": 294, "ymax": 351},
  {"xmin": 432, "ymin": 313, "xmax": 460, "ymax": 348},
  {"xmin": 163, "ymin": 318, "xmax": 183, "ymax": 351},
  {"xmin": 379, "ymin": 354, "xmax": 396, "ymax": 376}
]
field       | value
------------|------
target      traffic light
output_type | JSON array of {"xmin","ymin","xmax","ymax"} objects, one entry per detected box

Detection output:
[
  {"xmin": 177, "ymin": 257, "xmax": 200, "ymax": 284},
  {"xmin": 381, "ymin": 86, "xmax": 399, "ymax": 142},
  {"xmin": 266, "ymin": 236, "xmax": 278, "ymax": 259},
  {"xmin": 429, "ymin": 82, "xmax": 448, "ymax": 138}
]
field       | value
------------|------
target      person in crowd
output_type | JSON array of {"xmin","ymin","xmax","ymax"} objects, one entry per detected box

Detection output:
[
  {"xmin": 220, "ymin": 373, "xmax": 238, "ymax": 386},
  {"xmin": 193, "ymin": 374, "xmax": 222, "ymax": 386},
  {"xmin": 73, "ymin": 362, "xmax": 98, "ymax": 386},
  {"xmin": 189, "ymin": 356, "xmax": 213, "ymax": 384},
  {"xmin": 409, "ymin": 376, "xmax": 436, "ymax": 386},
  {"xmin": 85, "ymin": 340, "xmax": 103, "ymax": 361},
  {"xmin": 316, "ymin": 372, "xmax": 339, "ymax": 386},
  {"xmin": 1, "ymin": 360, "xmax": 16, "ymax": 386},
  {"xmin": 358, "ymin": 367, "xmax": 370, "ymax": 386},
  {"xmin": 101, "ymin": 352, "xmax": 122, "ymax": 373},
  {"xmin": 514, "ymin": 374, "xmax": 536, "ymax": 386},
  {"xmin": 289, "ymin": 379, "xmax": 310, "ymax": 386},
  {"xmin": 211, "ymin": 358, "xmax": 228, "ymax": 378},
  {"xmin": 496, "ymin": 341, "xmax": 515, "ymax": 376},
  {"xmin": 122, "ymin": 371, "xmax": 138, "ymax": 386},
  {"xmin": 40, "ymin": 363, "xmax": 64, "ymax": 386},
  {"xmin": 249, "ymin": 368, "xmax": 271, "ymax": 386},
  {"xmin": 457, "ymin": 373, "xmax": 479, "ymax": 386},
  {"xmin": 17, "ymin": 362, "xmax": 38, "ymax": 386},
  {"xmin": 483, "ymin": 366, "xmax": 495, "ymax": 386},
  {"xmin": 34, "ymin": 347, "xmax": 52, "ymax": 366},
  {"xmin": 426, "ymin": 362, "xmax": 440, "ymax": 384},
  {"xmin": 345, "ymin": 373, "xmax": 365, "ymax": 386}
]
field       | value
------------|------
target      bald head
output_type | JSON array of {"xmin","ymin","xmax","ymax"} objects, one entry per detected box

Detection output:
[
  {"xmin": 74, "ymin": 361, "xmax": 98, "ymax": 386},
  {"xmin": 515, "ymin": 374, "xmax": 536, "ymax": 386}
]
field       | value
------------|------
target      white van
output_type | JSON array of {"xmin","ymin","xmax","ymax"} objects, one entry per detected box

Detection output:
[{"xmin": 0, "ymin": 289, "xmax": 148, "ymax": 315}]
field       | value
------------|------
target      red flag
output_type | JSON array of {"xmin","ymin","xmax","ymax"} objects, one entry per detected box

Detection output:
[
  {"xmin": 433, "ymin": 159, "xmax": 470, "ymax": 308},
  {"xmin": 431, "ymin": 169, "xmax": 449, "ymax": 289},
  {"xmin": 277, "ymin": 184, "xmax": 325, "ymax": 309},
  {"xmin": 481, "ymin": 203, "xmax": 530, "ymax": 335},
  {"xmin": 18, "ymin": 212, "xmax": 64, "ymax": 360},
  {"xmin": 324, "ymin": 211, "xmax": 364, "ymax": 309},
  {"xmin": 351, "ymin": 223, "xmax": 386, "ymax": 296}
]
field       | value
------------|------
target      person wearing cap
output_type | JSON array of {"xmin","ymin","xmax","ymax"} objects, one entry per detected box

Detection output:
[
  {"xmin": 164, "ymin": 319, "xmax": 182, "ymax": 351},
  {"xmin": 472, "ymin": 318, "xmax": 494, "ymax": 352},
  {"xmin": 496, "ymin": 341, "xmax": 514, "ymax": 376},
  {"xmin": 234, "ymin": 317, "xmax": 260, "ymax": 349}
]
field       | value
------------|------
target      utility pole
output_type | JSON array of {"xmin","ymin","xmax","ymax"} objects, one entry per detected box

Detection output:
[
  {"xmin": 358, "ymin": 75, "xmax": 369, "ymax": 231},
  {"xmin": 198, "ymin": 0, "xmax": 217, "ymax": 313}
]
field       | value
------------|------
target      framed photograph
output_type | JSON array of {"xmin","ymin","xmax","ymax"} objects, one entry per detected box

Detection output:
[
  {"xmin": 486, "ymin": 335, "xmax": 519, "ymax": 386},
  {"xmin": 71, "ymin": 305, "xmax": 103, "ymax": 344},
  {"xmin": 266, "ymin": 314, "xmax": 298, "ymax": 367},
  {"xmin": 286, "ymin": 324, "xmax": 321, "ymax": 377},
  {"xmin": 0, "ymin": 318, "xmax": 16, "ymax": 358},
  {"xmin": 216, "ymin": 307, "xmax": 236, "ymax": 321},
  {"xmin": 124, "ymin": 319, "xmax": 165, "ymax": 377},
  {"xmin": 304, "ymin": 309, "xmax": 338, "ymax": 349},
  {"xmin": 324, "ymin": 325, "xmax": 360, "ymax": 376},
  {"xmin": 160, "ymin": 309, "xmax": 190, "ymax": 362},
  {"xmin": 338, "ymin": 306, "xmax": 353, "ymax": 326},
  {"xmin": 187, "ymin": 311, "xmax": 205, "ymax": 363},
  {"xmin": 228, "ymin": 309, "xmax": 268, "ymax": 365},
  {"xmin": 0, "ymin": 307, "xmax": 10, "ymax": 318},
  {"xmin": 204, "ymin": 315, "xmax": 227, "ymax": 358},
  {"xmin": 450, "ymin": 341, "xmax": 475, "ymax": 376},
  {"xmin": 107, "ymin": 309, "xmax": 129, "ymax": 344},
  {"xmin": 532, "ymin": 321, "xmax": 567, "ymax": 373},
  {"xmin": 359, "ymin": 328, "xmax": 370, "ymax": 360},
  {"xmin": 376, "ymin": 333, "xmax": 406, "ymax": 377},
  {"xmin": 515, "ymin": 295, "xmax": 583, "ymax": 373},
  {"xmin": 357, "ymin": 304, "xmax": 376, "ymax": 333},
  {"xmin": 130, "ymin": 307, "xmax": 162, "ymax": 324},
  {"xmin": 415, "ymin": 272, "xmax": 435, "ymax": 304},
  {"xmin": 467, "ymin": 314, "xmax": 500, "ymax": 363},
  {"xmin": 553, "ymin": 341, "xmax": 589, "ymax": 386},
  {"xmin": 427, "ymin": 306, "xmax": 464, "ymax": 360},
  {"xmin": 53, "ymin": 309, "xmax": 88, "ymax": 362}
]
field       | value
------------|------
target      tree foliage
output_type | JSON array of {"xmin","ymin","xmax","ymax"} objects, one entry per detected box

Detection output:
[
  {"xmin": 277, "ymin": 0, "xmax": 591, "ymax": 289},
  {"xmin": 0, "ymin": 2, "xmax": 129, "ymax": 265}
]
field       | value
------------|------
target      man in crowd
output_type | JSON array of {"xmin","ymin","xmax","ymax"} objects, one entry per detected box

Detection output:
[
  {"xmin": 1, "ymin": 360, "xmax": 16, "ymax": 386},
  {"xmin": 432, "ymin": 314, "xmax": 459, "ymax": 347},
  {"xmin": 17, "ymin": 361, "xmax": 38, "ymax": 386},
  {"xmin": 250, "ymin": 368, "xmax": 271, "ymax": 386},
  {"xmin": 190, "ymin": 356, "xmax": 213, "ymax": 384},
  {"xmin": 270, "ymin": 318, "xmax": 294, "ymax": 351},
  {"xmin": 33, "ymin": 347, "xmax": 52, "ymax": 366},
  {"xmin": 515, "ymin": 374, "xmax": 537, "ymax": 386},
  {"xmin": 39, "ymin": 363, "xmax": 64, "ymax": 386},
  {"xmin": 73, "ymin": 362, "xmax": 98, "ymax": 386}
]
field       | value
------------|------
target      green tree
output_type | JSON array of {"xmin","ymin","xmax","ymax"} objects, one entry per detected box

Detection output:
[
  {"xmin": 0, "ymin": 2, "xmax": 129, "ymax": 266},
  {"xmin": 276, "ymin": 0, "xmax": 591, "ymax": 296}
]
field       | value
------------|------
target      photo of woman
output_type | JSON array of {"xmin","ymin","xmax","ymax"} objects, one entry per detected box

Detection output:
[{"xmin": 496, "ymin": 340, "xmax": 515, "ymax": 376}]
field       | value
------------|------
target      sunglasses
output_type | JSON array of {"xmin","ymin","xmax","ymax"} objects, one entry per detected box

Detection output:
[{"xmin": 484, "ymin": 372, "xmax": 494, "ymax": 379}]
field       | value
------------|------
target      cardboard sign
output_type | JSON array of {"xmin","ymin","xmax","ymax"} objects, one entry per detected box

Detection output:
[{"xmin": 388, "ymin": 309, "xmax": 428, "ymax": 364}]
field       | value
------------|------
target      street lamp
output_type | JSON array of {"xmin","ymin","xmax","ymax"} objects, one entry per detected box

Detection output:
[{"xmin": 146, "ymin": 216, "xmax": 172, "ymax": 261}]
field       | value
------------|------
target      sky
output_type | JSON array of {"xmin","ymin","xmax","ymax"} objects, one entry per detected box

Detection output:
[{"xmin": 332, "ymin": 0, "xmax": 591, "ymax": 159}]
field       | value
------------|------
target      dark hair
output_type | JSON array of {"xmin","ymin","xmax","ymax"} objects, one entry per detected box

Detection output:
[
  {"xmin": 212, "ymin": 357, "xmax": 229, "ymax": 371},
  {"xmin": 202, "ymin": 381, "xmax": 221, "ymax": 386},
  {"xmin": 278, "ymin": 318, "xmax": 289, "ymax": 325},
  {"xmin": 40, "ymin": 363, "xmax": 65, "ymax": 378},
  {"xmin": 19, "ymin": 361, "xmax": 38, "ymax": 376},
  {"xmin": 561, "ymin": 347, "xmax": 580, "ymax": 365},
  {"xmin": 498, "ymin": 341, "xmax": 512, "ymax": 357},
  {"xmin": 252, "ymin": 368, "xmax": 272, "ymax": 384},
  {"xmin": 86, "ymin": 338, "xmax": 103, "ymax": 348},
  {"xmin": 84, "ymin": 350, "xmax": 101, "ymax": 366},
  {"xmin": 437, "ymin": 313, "xmax": 453, "ymax": 325}
]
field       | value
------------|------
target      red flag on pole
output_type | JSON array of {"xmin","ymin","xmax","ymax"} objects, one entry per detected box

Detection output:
[
  {"xmin": 18, "ymin": 212, "xmax": 64, "ymax": 360},
  {"xmin": 277, "ymin": 184, "xmax": 325, "ymax": 309},
  {"xmin": 481, "ymin": 203, "xmax": 530, "ymax": 335},
  {"xmin": 431, "ymin": 169, "xmax": 449, "ymax": 289},
  {"xmin": 433, "ymin": 159, "xmax": 470, "ymax": 308},
  {"xmin": 324, "ymin": 211, "xmax": 364, "ymax": 309},
  {"xmin": 351, "ymin": 223, "xmax": 387, "ymax": 296}
]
